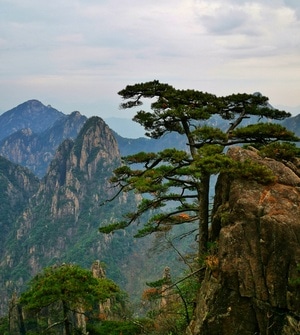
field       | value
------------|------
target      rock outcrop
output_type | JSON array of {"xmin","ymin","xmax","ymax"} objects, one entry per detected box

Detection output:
[{"xmin": 189, "ymin": 147, "xmax": 300, "ymax": 335}]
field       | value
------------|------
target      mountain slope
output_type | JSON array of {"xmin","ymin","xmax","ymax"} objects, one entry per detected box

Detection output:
[
  {"xmin": 0, "ymin": 100, "xmax": 64, "ymax": 141},
  {"xmin": 0, "ymin": 156, "xmax": 39, "ymax": 253},
  {"xmin": 0, "ymin": 116, "xmax": 182, "ymax": 317},
  {"xmin": 0, "ymin": 111, "xmax": 87, "ymax": 177},
  {"xmin": 282, "ymin": 114, "xmax": 300, "ymax": 137},
  {"xmin": 0, "ymin": 157, "xmax": 40, "ymax": 315}
]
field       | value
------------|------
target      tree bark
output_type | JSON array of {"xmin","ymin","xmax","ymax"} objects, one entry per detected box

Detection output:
[
  {"xmin": 62, "ymin": 301, "xmax": 71, "ymax": 335},
  {"xmin": 198, "ymin": 173, "xmax": 210, "ymax": 256}
]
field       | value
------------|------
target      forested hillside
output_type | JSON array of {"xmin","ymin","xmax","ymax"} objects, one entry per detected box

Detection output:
[{"xmin": 0, "ymin": 103, "xmax": 190, "ymax": 319}]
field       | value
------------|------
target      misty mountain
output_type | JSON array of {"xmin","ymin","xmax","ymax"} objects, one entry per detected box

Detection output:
[
  {"xmin": 0, "ymin": 100, "xmax": 64, "ymax": 141},
  {"xmin": 0, "ymin": 111, "xmax": 188, "ymax": 317},
  {"xmin": 0, "ymin": 102, "xmax": 87, "ymax": 178},
  {"xmin": 1, "ymin": 100, "xmax": 299, "ymax": 178},
  {"xmin": 282, "ymin": 114, "xmax": 300, "ymax": 137}
]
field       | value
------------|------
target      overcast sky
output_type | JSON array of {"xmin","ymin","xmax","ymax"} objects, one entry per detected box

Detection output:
[{"xmin": 1, "ymin": 0, "xmax": 300, "ymax": 120}]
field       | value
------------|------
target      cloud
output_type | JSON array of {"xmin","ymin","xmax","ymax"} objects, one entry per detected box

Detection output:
[
  {"xmin": 0, "ymin": 0, "xmax": 300, "ymax": 117},
  {"xmin": 192, "ymin": 0, "xmax": 300, "ymax": 61},
  {"xmin": 284, "ymin": 0, "xmax": 300, "ymax": 16},
  {"xmin": 194, "ymin": 2, "xmax": 249, "ymax": 35}
]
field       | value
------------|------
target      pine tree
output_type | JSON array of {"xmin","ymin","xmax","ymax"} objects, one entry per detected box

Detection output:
[
  {"xmin": 20, "ymin": 264, "xmax": 119, "ymax": 335},
  {"xmin": 100, "ymin": 80, "xmax": 298, "ymax": 257}
]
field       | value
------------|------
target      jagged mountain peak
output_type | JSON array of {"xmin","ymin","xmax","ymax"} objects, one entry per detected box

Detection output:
[
  {"xmin": 72, "ymin": 116, "xmax": 120, "ymax": 175},
  {"xmin": 39, "ymin": 115, "xmax": 121, "ymax": 215},
  {"xmin": 70, "ymin": 110, "xmax": 82, "ymax": 117}
]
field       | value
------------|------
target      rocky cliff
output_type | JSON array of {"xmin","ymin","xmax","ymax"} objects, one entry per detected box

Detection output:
[
  {"xmin": 0, "ymin": 156, "xmax": 39, "ymax": 257},
  {"xmin": 189, "ymin": 147, "xmax": 300, "ymax": 335},
  {"xmin": 0, "ymin": 116, "xmax": 172, "ymax": 317},
  {"xmin": 0, "ymin": 117, "xmax": 118, "ymax": 313},
  {"xmin": 0, "ymin": 110, "xmax": 87, "ymax": 178}
]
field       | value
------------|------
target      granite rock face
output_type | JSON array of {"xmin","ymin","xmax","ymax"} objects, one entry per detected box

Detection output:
[{"xmin": 190, "ymin": 147, "xmax": 300, "ymax": 335}]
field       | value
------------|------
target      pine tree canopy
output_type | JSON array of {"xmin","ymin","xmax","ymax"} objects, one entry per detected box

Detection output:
[{"xmin": 100, "ymin": 80, "xmax": 299, "ymax": 255}]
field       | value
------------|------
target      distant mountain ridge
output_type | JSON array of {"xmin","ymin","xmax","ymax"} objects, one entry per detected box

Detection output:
[
  {"xmin": 0, "ymin": 101, "xmax": 87, "ymax": 178},
  {"xmin": 281, "ymin": 114, "xmax": 300, "ymax": 137},
  {"xmin": 1, "ymin": 100, "xmax": 299, "ymax": 178},
  {"xmin": 0, "ymin": 100, "xmax": 64, "ymax": 141},
  {"xmin": 0, "ymin": 100, "xmax": 185, "ymax": 177}
]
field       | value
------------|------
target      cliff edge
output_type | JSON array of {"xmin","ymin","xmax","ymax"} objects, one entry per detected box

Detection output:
[{"xmin": 190, "ymin": 147, "xmax": 300, "ymax": 335}]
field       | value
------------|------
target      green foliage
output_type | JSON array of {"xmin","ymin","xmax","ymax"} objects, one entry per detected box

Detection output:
[
  {"xmin": 230, "ymin": 159, "xmax": 276, "ymax": 184},
  {"xmin": 259, "ymin": 142, "xmax": 300, "ymax": 161},
  {"xmin": 232, "ymin": 123, "xmax": 299, "ymax": 144},
  {"xmin": 101, "ymin": 80, "xmax": 297, "ymax": 257},
  {"xmin": 288, "ymin": 264, "xmax": 300, "ymax": 288},
  {"xmin": 175, "ymin": 273, "xmax": 201, "ymax": 325},
  {"xmin": 192, "ymin": 144, "xmax": 232, "ymax": 175},
  {"xmin": 98, "ymin": 221, "xmax": 130, "ymax": 234},
  {"xmin": 21, "ymin": 264, "xmax": 119, "ymax": 311},
  {"xmin": 20, "ymin": 264, "xmax": 119, "ymax": 335},
  {"xmin": 192, "ymin": 125, "xmax": 227, "ymax": 143},
  {"xmin": 0, "ymin": 316, "xmax": 9, "ymax": 335},
  {"xmin": 146, "ymin": 277, "xmax": 170, "ymax": 288}
]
